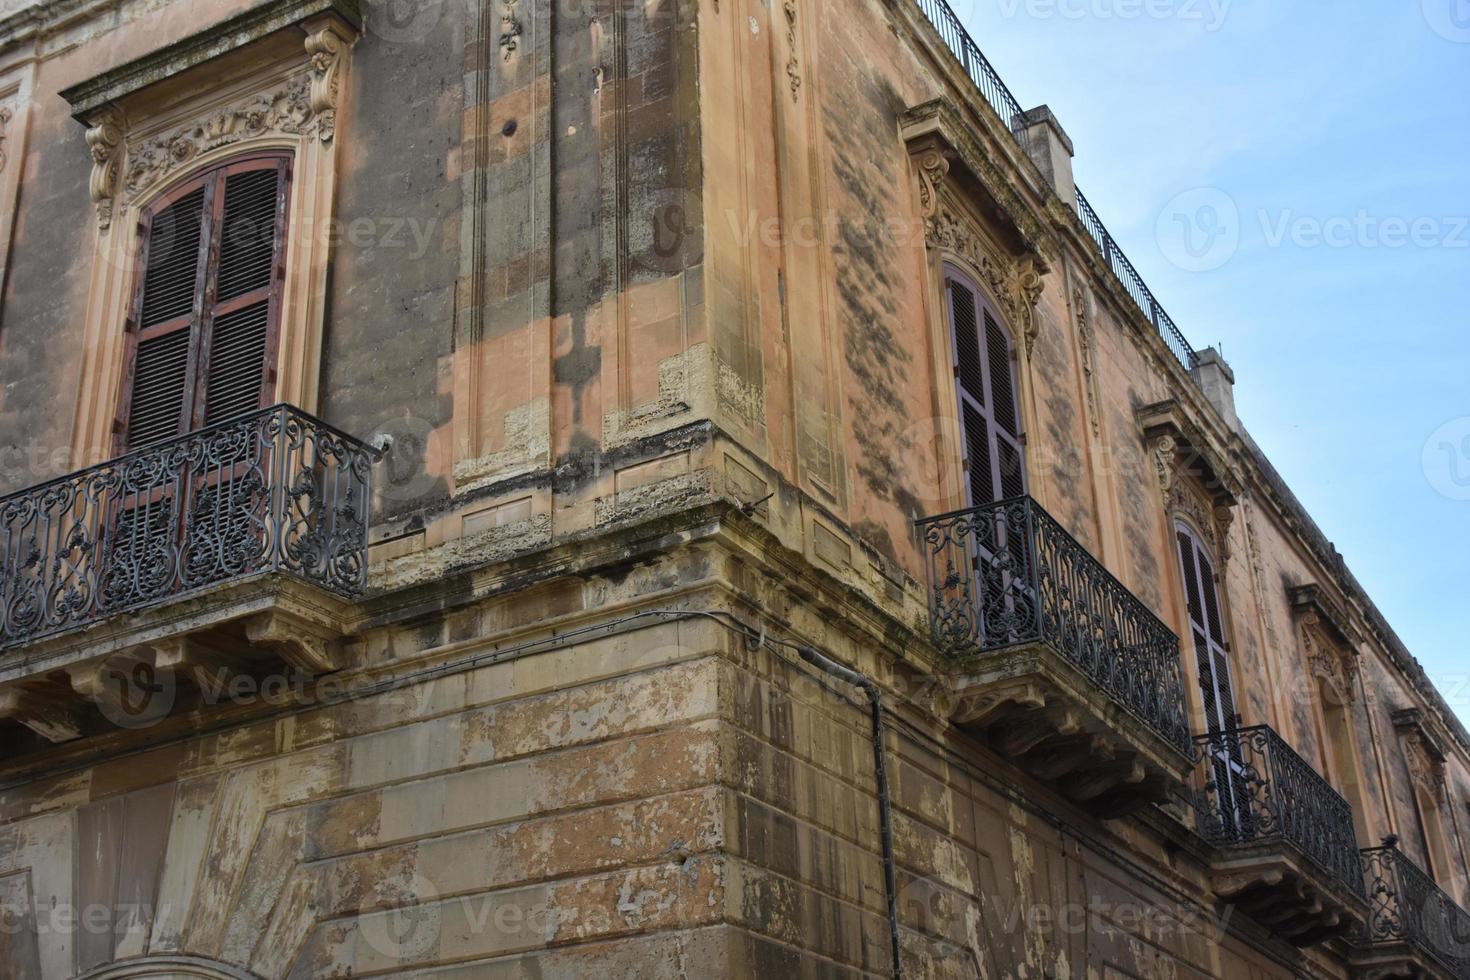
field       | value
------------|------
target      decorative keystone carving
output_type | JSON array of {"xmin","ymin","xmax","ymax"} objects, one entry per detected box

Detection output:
[
  {"xmin": 246, "ymin": 611, "xmax": 339, "ymax": 676},
  {"xmin": 86, "ymin": 106, "xmax": 127, "ymax": 230},
  {"xmin": 306, "ymin": 25, "xmax": 351, "ymax": 143}
]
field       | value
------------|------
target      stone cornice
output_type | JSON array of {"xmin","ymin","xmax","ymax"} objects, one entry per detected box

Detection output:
[
  {"xmin": 899, "ymin": 98, "xmax": 1054, "ymax": 266},
  {"xmin": 1137, "ymin": 398, "xmax": 1245, "ymax": 506},
  {"xmin": 1288, "ymin": 583, "xmax": 1362, "ymax": 650},
  {"xmin": 58, "ymin": 0, "xmax": 360, "ymax": 123}
]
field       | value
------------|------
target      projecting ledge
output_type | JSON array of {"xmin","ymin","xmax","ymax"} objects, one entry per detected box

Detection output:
[{"xmin": 947, "ymin": 641, "xmax": 1194, "ymax": 819}]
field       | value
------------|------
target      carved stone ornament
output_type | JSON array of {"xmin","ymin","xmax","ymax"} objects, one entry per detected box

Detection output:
[
  {"xmin": 1166, "ymin": 464, "xmax": 1233, "ymax": 563},
  {"xmin": 86, "ymin": 106, "xmax": 127, "ymax": 231},
  {"xmin": 1150, "ymin": 433, "xmax": 1178, "ymax": 496},
  {"xmin": 306, "ymin": 24, "xmax": 351, "ymax": 143},
  {"xmin": 915, "ymin": 149, "xmax": 949, "ymax": 220},
  {"xmin": 1302, "ymin": 614, "xmax": 1358, "ymax": 706},
  {"xmin": 123, "ymin": 75, "xmax": 313, "ymax": 206},
  {"xmin": 500, "ymin": 0, "xmax": 523, "ymax": 60},
  {"xmin": 784, "ymin": 0, "xmax": 801, "ymax": 102},
  {"xmin": 1074, "ymin": 286, "xmax": 1100, "ymax": 436},
  {"xmin": 923, "ymin": 199, "xmax": 1048, "ymax": 358},
  {"xmin": 88, "ymin": 28, "xmax": 353, "ymax": 229},
  {"xmin": 1404, "ymin": 730, "xmax": 1447, "ymax": 802},
  {"xmin": 0, "ymin": 105, "xmax": 12, "ymax": 174},
  {"xmin": 1017, "ymin": 255, "xmax": 1044, "ymax": 356}
]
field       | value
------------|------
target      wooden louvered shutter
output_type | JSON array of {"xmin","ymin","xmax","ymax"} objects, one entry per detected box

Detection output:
[
  {"xmin": 201, "ymin": 162, "xmax": 287, "ymax": 425},
  {"xmin": 116, "ymin": 156, "xmax": 288, "ymax": 451},
  {"xmin": 946, "ymin": 269, "xmax": 1027, "ymax": 507},
  {"xmin": 1177, "ymin": 523, "xmax": 1237, "ymax": 733},
  {"xmin": 117, "ymin": 184, "xmax": 211, "ymax": 450}
]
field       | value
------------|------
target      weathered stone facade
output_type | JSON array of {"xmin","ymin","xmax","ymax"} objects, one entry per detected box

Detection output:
[{"xmin": 0, "ymin": 0, "xmax": 1466, "ymax": 978}]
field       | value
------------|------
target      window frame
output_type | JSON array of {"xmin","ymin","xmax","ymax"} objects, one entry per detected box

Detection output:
[
  {"xmin": 1175, "ymin": 516, "xmax": 1239, "ymax": 734},
  {"xmin": 113, "ymin": 152, "xmax": 293, "ymax": 453},
  {"xmin": 943, "ymin": 263, "xmax": 1028, "ymax": 509}
]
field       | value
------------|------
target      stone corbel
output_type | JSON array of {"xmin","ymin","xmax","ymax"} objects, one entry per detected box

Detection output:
[
  {"xmin": 1017, "ymin": 254, "xmax": 1045, "ymax": 357},
  {"xmin": 246, "ymin": 610, "xmax": 340, "ymax": 676},
  {"xmin": 305, "ymin": 18, "xmax": 354, "ymax": 143},
  {"xmin": 914, "ymin": 147, "xmax": 950, "ymax": 223},
  {"xmin": 85, "ymin": 106, "xmax": 126, "ymax": 231},
  {"xmin": 0, "ymin": 687, "xmax": 85, "ymax": 743}
]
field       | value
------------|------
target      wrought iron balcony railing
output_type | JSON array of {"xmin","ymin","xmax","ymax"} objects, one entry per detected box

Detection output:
[
  {"xmin": 1361, "ymin": 843, "xmax": 1470, "ymax": 976},
  {"xmin": 1193, "ymin": 725, "xmax": 1365, "ymax": 898},
  {"xmin": 909, "ymin": 0, "xmax": 1200, "ymax": 376},
  {"xmin": 0, "ymin": 404, "xmax": 375, "ymax": 650},
  {"xmin": 917, "ymin": 496, "xmax": 1190, "ymax": 753}
]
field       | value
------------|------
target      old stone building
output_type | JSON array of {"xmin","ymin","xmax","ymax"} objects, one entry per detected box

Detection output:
[{"xmin": 0, "ymin": 0, "xmax": 1464, "ymax": 976}]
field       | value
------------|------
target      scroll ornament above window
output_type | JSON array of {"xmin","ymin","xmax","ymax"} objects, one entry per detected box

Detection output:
[
  {"xmin": 1139, "ymin": 399, "xmax": 1244, "ymax": 563},
  {"xmin": 1290, "ymin": 584, "xmax": 1362, "ymax": 706},
  {"xmin": 82, "ymin": 23, "xmax": 352, "ymax": 232},
  {"xmin": 1394, "ymin": 708, "xmax": 1449, "ymax": 804},
  {"xmin": 904, "ymin": 100, "xmax": 1050, "ymax": 357}
]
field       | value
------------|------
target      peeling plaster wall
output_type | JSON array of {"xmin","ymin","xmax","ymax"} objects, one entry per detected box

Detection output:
[
  {"xmin": 1, "ymin": 0, "xmax": 1469, "ymax": 977},
  {"xmin": 319, "ymin": 0, "xmax": 465, "ymax": 517}
]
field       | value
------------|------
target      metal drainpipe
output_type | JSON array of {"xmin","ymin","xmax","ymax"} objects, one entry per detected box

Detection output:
[{"xmin": 796, "ymin": 645, "xmax": 903, "ymax": 980}]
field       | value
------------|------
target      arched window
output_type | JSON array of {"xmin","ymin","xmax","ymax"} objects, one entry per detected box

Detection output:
[
  {"xmin": 77, "ymin": 954, "xmax": 262, "ymax": 979},
  {"xmin": 944, "ymin": 265, "xmax": 1025, "ymax": 506},
  {"xmin": 116, "ymin": 153, "xmax": 292, "ymax": 451},
  {"xmin": 1175, "ymin": 518, "xmax": 1237, "ymax": 733}
]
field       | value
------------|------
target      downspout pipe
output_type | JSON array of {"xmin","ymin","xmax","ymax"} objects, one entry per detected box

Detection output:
[{"xmin": 796, "ymin": 645, "xmax": 903, "ymax": 980}]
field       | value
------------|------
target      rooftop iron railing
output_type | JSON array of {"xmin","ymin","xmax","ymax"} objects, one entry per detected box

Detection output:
[
  {"xmin": 910, "ymin": 0, "xmax": 1200, "ymax": 375},
  {"xmin": 0, "ymin": 404, "xmax": 375, "ymax": 649},
  {"xmin": 1192, "ymin": 725, "xmax": 1365, "ymax": 899},
  {"xmin": 917, "ymin": 495, "xmax": 1190, "ymax": 754},
  {"xmin": 1361, "ymin": 843, "xmax": 1470, "ymax": 977}
]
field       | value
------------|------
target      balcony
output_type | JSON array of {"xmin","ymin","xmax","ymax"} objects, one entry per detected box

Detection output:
[
  {"xmin": 1192, "ymin": 725, "xmax": 1368, "ymax": 946},
  {"xmin": 1356, "ymin": 843, "xmax": 1470, "ymax": 979},
  {"xmin": 918, "ymin": 496, "xmax": 1192, "ymax": 817},
  {"xmin": 0, "ymin": 405, "xmax": 375, "ymax": 745}
]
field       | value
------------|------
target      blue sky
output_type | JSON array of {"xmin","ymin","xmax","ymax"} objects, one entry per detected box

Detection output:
[{"xmin": 949, "ymin": 0, "xmax": 1470, "ymax": 721}]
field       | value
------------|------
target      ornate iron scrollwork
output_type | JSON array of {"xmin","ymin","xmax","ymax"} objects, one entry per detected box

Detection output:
[
  {"xmin": 0, "ymin": 405, "xmax": 375, "ymax": 649},
  {"xmin": 917, "ymin": 495, "xmax": 1190, "ymax": 753},
  {"xmin": 1191, "ymin": 725, "xmax": 1365, "ymax": 899},
  {"xmin": 1359, "ymin": 842, "xmax": 1470, "ymax": 975}
]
